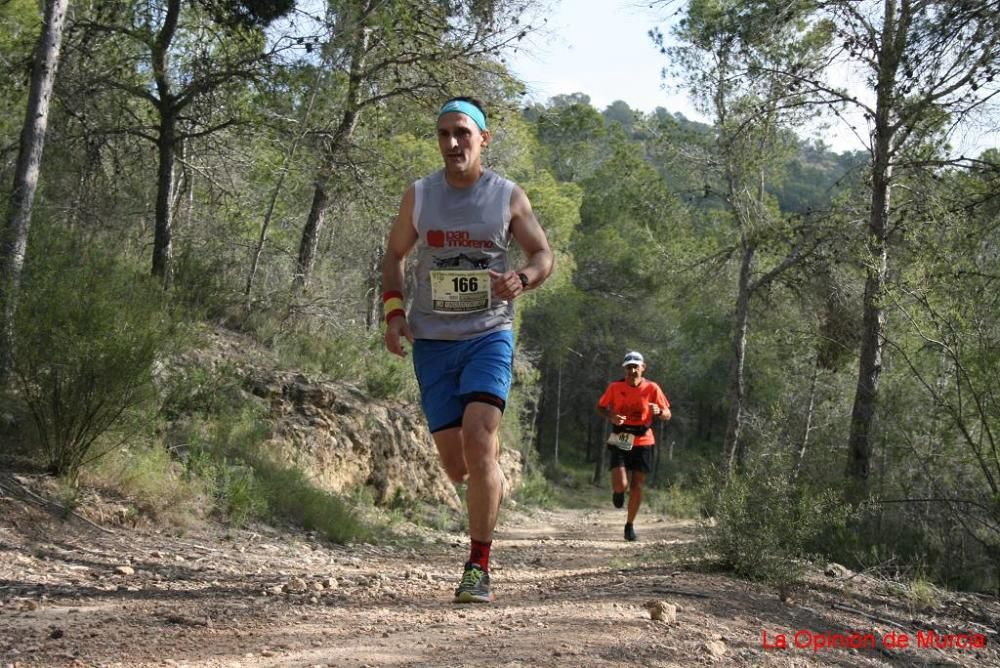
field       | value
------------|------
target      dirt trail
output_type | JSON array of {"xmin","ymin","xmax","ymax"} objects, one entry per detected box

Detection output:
[{"xmin": 1, "ymin": 493, "xmax": 997, "ymax": 667}]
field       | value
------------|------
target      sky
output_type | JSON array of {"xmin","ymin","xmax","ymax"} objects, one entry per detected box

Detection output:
[
  {"xmin": 506, "ymin": 0, "xmax": 999, "ymax": 156},
  {"xmin": 507, "ymin": 1, "xmax": 695, "ymax": 121}
]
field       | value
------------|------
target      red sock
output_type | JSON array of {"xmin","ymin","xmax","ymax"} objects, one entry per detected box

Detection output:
[{"xmin": 468, "ymin": 539, "xmax": 492, "ymax": 571}]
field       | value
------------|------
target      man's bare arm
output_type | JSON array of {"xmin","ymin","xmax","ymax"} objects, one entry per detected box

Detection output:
[
  {"xmin": 382, "ymin": 186, "xmax": 418, "ymax": 357},
  {"xmin": 510, "ymin": 185, "xmax": 553, "ymax": 287},
  {"xmin": 491, "ymin": 185, "xmax": 554, "ymax": 300}
]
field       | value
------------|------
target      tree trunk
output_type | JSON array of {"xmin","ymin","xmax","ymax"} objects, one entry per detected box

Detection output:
[
  {"xmin": 245, "ymin": 75, "xmax": 321, "ymax": 313},
  {"xmin": 720, "ymin": 242, "xmax": 755, "ymax": 476},
  {"xmin": 246, "ymin": 137, "xmax": 308, "ymax": 312},
  {"xmin": 651, "ymin": 433, "xmax": 661, "ymax": 486},
  {"xmin": 585, "ymin": 412, "xmax": 594, "ymax": 462},
  {"xmin": 245, "ymin": 184, "xmax": 280, "ymax": 313},
  {"xmin": 846, "ymin": 236, "xmax": 888, "ymax": 488},
  {"xmin": 846, "ymin": 0, "xmax": 899, "ymax": 494},
  {"xmin": 593, "ymin": 419, "xmax": 608, "ymax": 485},
  {"xmin": 68, "ymin": 139, "xmax": 102, "ymax": 230},
  {"xmin": 524, "ymin": 383, "xmax": 540, "ymax": 475},
  {"xmin": 294, "ymin": 179, "xmax": 331, "ymax": 289},
  {"xmin": 534, "ymin": 403, "xmax": 545, "ymax": 453},
  {"xmin": 553, "ymin": 363, "xmax": 562, "ymax": 468},
  {"xmin": 151, "ymin": 109, "xmax": 177, "ymax": 285},
  {"xmin": 793, "ymin": 361, "xmax": 820, "ymax": 479},
  {"xmin": 0, "ymin": 0, "xmax": 69, "ymax": 380},
  {"xmin": 365, "ymin": 243, "xmax": 385, "ymax": 330},
  {"xmin": 149, "ymin": 0, "xmax": 182, "ymax": 285},
  {"xmin": 293, "ymin": 17, "xmax": 370, "ymax": 290},
  {"xmin": 170, "ymin": 138, "xmax": 191, "ymax": 229}
]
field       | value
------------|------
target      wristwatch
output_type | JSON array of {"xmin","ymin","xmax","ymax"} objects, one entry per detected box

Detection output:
[{"xmin": 518, "ymin": 272, "xmax": 530, "ymax": 290}]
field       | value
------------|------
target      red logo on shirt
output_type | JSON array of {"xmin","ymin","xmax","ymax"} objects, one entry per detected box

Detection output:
[{"xmin": 426, "ymin": 230, "xmax": 494, "ymax": 249}]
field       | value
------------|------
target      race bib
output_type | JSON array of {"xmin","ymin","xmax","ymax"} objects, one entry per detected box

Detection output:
[
  {"xmin": 430, "ymin": 269, "xmax": 491, "ymax": 314},
  {"xmin": 606, "ymin": 431, "xmax": 635, "ymax": 451}
]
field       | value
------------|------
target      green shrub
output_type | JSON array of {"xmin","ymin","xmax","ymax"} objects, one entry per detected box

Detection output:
[
  {"xmin": 514, "ymin": 468, "xmax": 555, "ymax": 508},
  {"xmin": 707, "ymin": 465, "xmax": 853, "ymax": 590},
  {"xmin": 160, "ymin": 360, "xmax": 248, "ymax": 419},
  {"xmin": 896, "ymin": 576, "xmax": 943, "ymax": 610},
  {"xmin": 645, "ymin": 484, "xmax": 703, "ymax": 519},
  {"xmin": 273, "ymin": 322, "xmax": 369, "ymax": 378},
  {"xmin": 84, "ymin": 439, "xmax": 209, "ymax": 524},
  {"xmin": 251, "ymin": 458, "xmax": 373, "ymax": 543},
  {"xmin": 174, "ymin": 408, "xmax": 371, "ymax": 542},
  {"xmin": 215, "ymin": 462, "xmax": 267, "ymax": 527},
  {"xmin": 176, "ymin": 408, "xmax": 271, "ymax": 525},
  {"xmin": 52, "ymin": 479, "xmax": 81, "ymax": 519},
  {"xmin": 418, "ymin": 502, "xmax": 464, "ymax": 533},
  {"xmin": 170, "ymin": 244, "xmax": 239, "ymax": 320},
  {"xmin": 261, "ymin": 320, "xmax": 410, "ymax": 397},
  {"xmin": 381, "ymin": 487, "xmax": 463, "ymax": 531},
  {"xmin": 11, "ymin": 234, "xmax": 178, "ymax": 484},
  {"xmin": 364, "ymin": 355, "xmax": 410, "ymax": 399}
]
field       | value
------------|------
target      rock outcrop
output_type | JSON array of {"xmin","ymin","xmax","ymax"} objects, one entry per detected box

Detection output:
[
  {"xmin": 251, "ymin": 370, "xmax": 463, "ymax": 509},
  {"xmin": 174, "ymin": 327, "xmax": 522, "ymax": 510}
]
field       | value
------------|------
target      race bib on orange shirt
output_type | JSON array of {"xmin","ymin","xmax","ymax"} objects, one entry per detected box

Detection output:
[{"xmin": 607, "ymin": 431, "xmax": 635, "ymax": 451}]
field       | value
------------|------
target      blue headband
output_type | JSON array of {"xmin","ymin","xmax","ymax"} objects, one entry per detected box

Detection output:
[{"xmin": 438, "ymin": 100, "xmax": 487, "ymax": 131}]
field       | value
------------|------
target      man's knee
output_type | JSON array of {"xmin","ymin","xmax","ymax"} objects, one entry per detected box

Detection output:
[
  {"xmin": 463, "ymin": 445, "xmax": 498, "ymax": 479},
  {"xmin": 461, "ymin": 404, "xmax": 501, "ymax": 461}
]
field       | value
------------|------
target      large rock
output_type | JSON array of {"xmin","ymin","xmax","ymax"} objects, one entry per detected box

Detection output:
[
  {"xmin": 166, "ymin": 327, "xmax": 522, "ymax": 511},
  {"xmin": 251, "ymin": 370, "xmax": 522, "ymax": 510},
  {"xmin": 252, "ymin": 370, "xmax": 462, "ymax": 509}
]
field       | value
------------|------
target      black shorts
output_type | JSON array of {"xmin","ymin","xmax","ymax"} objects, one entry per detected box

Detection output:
[{"xmin": 607, "ymin": 445, "xmax": 653, "ymax": 474}]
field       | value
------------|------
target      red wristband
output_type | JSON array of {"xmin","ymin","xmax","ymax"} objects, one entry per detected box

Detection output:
[{"xmin": 382, "ymin": 290, "xmax": 403, "ymax": 302}]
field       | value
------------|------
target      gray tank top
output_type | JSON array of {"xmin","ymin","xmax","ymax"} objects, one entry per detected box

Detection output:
[{"xmin": 408, "ymin": 169, "xmax": 516, "ymax": 340}]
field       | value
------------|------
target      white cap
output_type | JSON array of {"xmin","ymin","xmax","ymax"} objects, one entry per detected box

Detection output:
[{"xmin": 622, "ymin": 351, "xmax": 644, "ymax": 367}]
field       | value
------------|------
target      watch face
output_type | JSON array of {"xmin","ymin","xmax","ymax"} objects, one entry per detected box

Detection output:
[{"xmin": 518, "ymin": 272, "xmax": 529, "ymax": 288}]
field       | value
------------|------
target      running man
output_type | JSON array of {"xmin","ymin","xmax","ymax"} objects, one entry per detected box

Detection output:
[
  {"xmin": 596, "ymin": 351, "xmax": 672, "ymax": 541},
  {"xmin": 382, "ymin": 97, "xmax": 553, "ymax": 602}
]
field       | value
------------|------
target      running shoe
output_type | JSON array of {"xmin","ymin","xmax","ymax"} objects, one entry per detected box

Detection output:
[
  {"xmin": 624, "ymin": 523, "xmax": 638, "ymax": 542},
  {"xmin": 454, "ymin": 563, "xmax": 494, "ymax": 603},
  {"xmin": 612, "ymin": 491, "xmax": 625, "ymax": 509}
]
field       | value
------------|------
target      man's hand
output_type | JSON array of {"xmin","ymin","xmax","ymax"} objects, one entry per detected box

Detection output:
[
  {"xmin": 650, "ymin": 403, "xmax": 672, "ymax": 421},
  {"xmin": 489, "ymin": 269, "xmax": 525, "ymax": 301},
  {"xmin": 384, "ymin": 315, "xmax": 414, "ymax": 357}
]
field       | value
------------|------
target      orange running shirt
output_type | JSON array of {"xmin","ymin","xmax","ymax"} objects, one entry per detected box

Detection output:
[{"xmin": 597, "ymin": 379, "xmax": 670, "ymax": 447}]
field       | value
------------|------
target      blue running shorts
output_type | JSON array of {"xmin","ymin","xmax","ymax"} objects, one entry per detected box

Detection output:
[{"xmin": 412, "ymin": 329, "xmax": 514, "ymax": 433}]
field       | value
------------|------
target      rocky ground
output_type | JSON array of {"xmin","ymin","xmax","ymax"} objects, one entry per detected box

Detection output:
[{"xmin": 1, "ymin": 474, "xmax": 998, "ymax": 668}]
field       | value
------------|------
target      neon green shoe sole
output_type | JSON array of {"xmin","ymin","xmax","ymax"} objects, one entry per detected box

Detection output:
[{"xmin": 454, "ymin": 563, "xmax": 495, "ymax": 603}]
